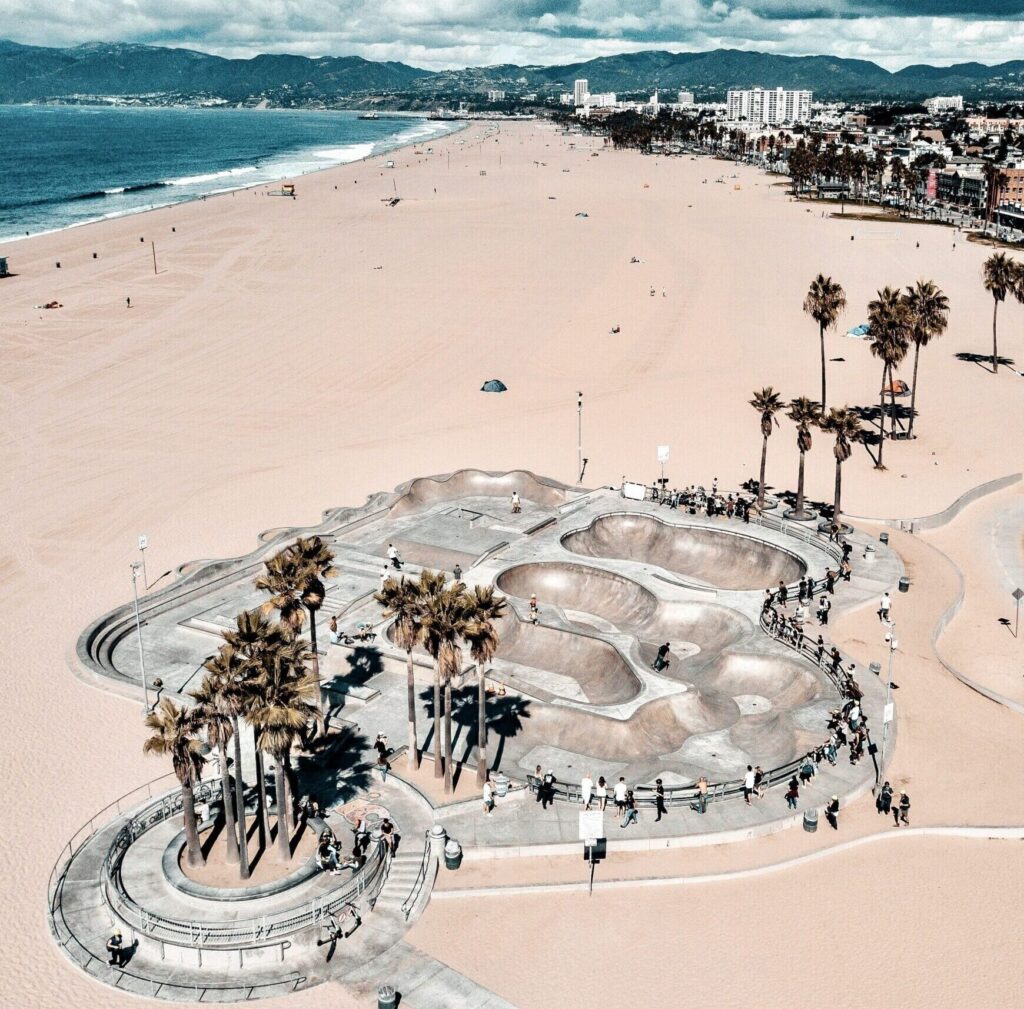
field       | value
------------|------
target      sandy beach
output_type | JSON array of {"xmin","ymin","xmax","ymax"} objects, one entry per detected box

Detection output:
[{"xmin": 2, "ymin": 119, "xmax": 1022, "ymax": 1008}]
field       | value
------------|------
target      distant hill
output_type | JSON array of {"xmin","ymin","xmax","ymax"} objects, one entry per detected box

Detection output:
[{"xmin": 1, "ymin": 40, "xmax": 1023, "ymax": 103}]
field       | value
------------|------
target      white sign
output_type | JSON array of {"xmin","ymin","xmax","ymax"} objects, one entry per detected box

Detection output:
[
  {"xmin": 883, "ymin": 702, "xmax": 894, "ymax": 724},
  {"xmin": 578, "ymin": 810, "xmax": 605, "ymax": 841},
  {"xmin": 622, "ymin": 481, "xmax": 646, "ymax": 501},
  {"xmin": 657, "ymin": 445, "xmax": 670, "ymax": 464},
  {"xmin": 138, "ymin": 534, "xmax": 148, "ymax": 551}
]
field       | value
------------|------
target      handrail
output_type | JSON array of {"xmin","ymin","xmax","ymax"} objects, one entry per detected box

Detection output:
[{"xmin": 401, "ymin": 829, "xmax": 436, "ymax": 920}]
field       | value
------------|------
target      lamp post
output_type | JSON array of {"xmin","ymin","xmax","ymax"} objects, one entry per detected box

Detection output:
[
  {"xmin": 130, "ymin": 561, "xmax": 151, "ymax": 712},
  {"xmin": 576, "ymin": 391, "xmax": 583, "ymax": 484},
  {"xmin": 877, "ymin": 623, "xmax": 897, "ymax": 783}
]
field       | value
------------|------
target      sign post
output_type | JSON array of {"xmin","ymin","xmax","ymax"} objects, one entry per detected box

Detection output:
[
  {"xmin": 579, "ymin": 811, "xmax": 605, "ymax": 896},
  {"xmin": 657, "ymin": 445, "xmax": 670, "ymax": 491},
  {"xmin": 1013, "ymin": 588, "xmax": 1023, "ymax": 639},
  {"xmin": 138, "ymin": 533, "xmax": 149, "ymax": 589}
]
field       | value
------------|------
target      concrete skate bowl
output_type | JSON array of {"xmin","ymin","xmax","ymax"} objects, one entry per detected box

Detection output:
[
  {"xmin": 385, "ymin": 614, "xmax": 640, "ymax": 706},
  {"xmin": 561, "ymin": 514, "xmax": 807, "ymax": 590},
  {"xmin": 390, "ymin": 469, "xmax": 573, "ymax": 517},
  {"xmin": 496, "ymin": 562, "xmax": 747, "ymax": 655},
  {"xmin": 689, "ymin": 652, "xmax": 830, "ymax": 709}
]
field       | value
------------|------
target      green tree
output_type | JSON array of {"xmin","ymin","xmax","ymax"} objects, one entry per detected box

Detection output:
[
  {"xmin": 750, "ymin": 387, "xmax": 784, "ymax": 508},
  {"xmin": 820, "ymin": 407, "xmax": 863, "ymax": 527},
  {"xmin": 462, "ymin": 585, "xmax": 507, "ymax": 785},
  {"xmin": 787, "ymin": 397, "xmax": 823, "ymax": 519},
  {"xmin": 803, "ymin": 274, "xmax": 847, "ymax": 410},
  {"xmin": 143, "ymin": 698, "xmax": 206, "ymax": 868},
  {"xmin": 903, "ymin": 280, "xmax": 950, "ymax": 438}
]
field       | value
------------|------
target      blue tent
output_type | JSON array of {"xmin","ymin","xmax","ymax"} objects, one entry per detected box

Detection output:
[{"xmin": 481, "ymin": 379, "xmax": 508, "ymax": 393}]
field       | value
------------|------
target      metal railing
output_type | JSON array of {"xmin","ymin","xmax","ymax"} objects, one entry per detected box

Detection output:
[{"xmin": 401, "ymin": 829, "xmax": 437, "ymax": 920}]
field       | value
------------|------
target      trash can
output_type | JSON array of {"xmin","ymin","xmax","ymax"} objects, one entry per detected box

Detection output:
[
  {"xmin": 869, "ymin": 662, "xmax": 882, "ymax": 676},
  {"xmin": 879, "ymin": 532, "xmax": 890, "ymax": 545},
  {"xmin": 444, "ymin": 839, "xmax": 463, "ymax": 870},
  {"xmin": 863, "ymin": 545, "xmax": 876, "ymax": 563},
  {"xmin": 377, "ymin": 984, "xmax": 397, "ymax": 1009},
  {"xmin": 803, "ymin": 808, "xmax": 818, "ymax": 833},
  {"xmin": 494, "ymin": 773, "xmax": 509, "ymax": 798},
  {"xmin": 898, "ymin": 576, "xmax": 910, "ymax": 593}
]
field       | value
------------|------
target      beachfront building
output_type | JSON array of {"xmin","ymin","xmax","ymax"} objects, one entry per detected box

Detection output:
[
  {"xmin": 925, "ymin": 95, "xmax": 964, "ymax": 113},
  {"xmin": 486, "ymin": 90, "xmax": 506, "ymax": 102},
  {"xmin": 727, "ymin": 87, "xmax": 812, "ymax": 126},
  {"xmin": 574, "ymin": 79, "xmax": 589, "ymax": 106}
]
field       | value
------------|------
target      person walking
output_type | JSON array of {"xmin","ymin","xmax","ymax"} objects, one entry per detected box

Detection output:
[
  {"xmin": 540, "ymin": 769, "xmax": 557, "ymax": 810},
  {"xmin": 452, "ymin": 562, "xmax": 463, "ymax": 584},
  {"xmin": 534, "ymin": 765, "xmax": 543, "ymax": 803},
  {"xmin": 620, "ymin": 789, "xmax": 639, "ymax": 827},
  {"xmin": 879, "ymin": 592, "xmax": 892, "ymax": 623},
  {"xmin": 826, "ymin": 795, "xmax": 840, "ymax": 830},
  {"xmin": 743, "ymin": 765, "xmax": 756, "ymax": 804},
  {"xmin": 106, "ymin": 930, "xmax": 126, "ymax": 967},
  {"xmin": 387, "ymin": 543, "xmax": 402, "ymax": 570},
  {"xmin": 696, "ymin": 775, "xmax": 709, "ymax": 814},
  {"xmin": 596, "ymin": 775, "xmax": 608, "ymax": 811},
  {"xmin": 376, "ymin": 750, "xmax": 390, "ymax": 784},
  {"xmin": 482, "ymin": 778, "xmax": 495, "ymax": 817},
  {"xmin": 877, "ymin": 781, "xmax": 894, "ymax": 816},
  {"xmin": 817, "ymin": 596, "xmax": 831, "ymax": 625},
  {"xmin": 654, "ymin": 778, "xmax": 667, "ymax": 822},
  {"xmin": 785, "ymin": 776, "xmax": 799, "ymax": 810},
  {"xmin": 777, "ymin": 581, "xmax": 789, "ymax": 607},
  {"xmin": 581, "ymin": 771, "xmax": 594, "ymax": 811},
  {"xmin": 653, "ymin": 642, "xmax": 671, "ymax": 671},
  {"xmin": 614, "ymin": 777, "xmax": 628, "ymax": 815},
  {"xmin": 799, "ymin": 753, "xmax": 816, "ymax": 786},
  {"xmin": 511, "ymin": 490, "xmax": 521, "ymax": 513},
  {"xmin": 896, "ymin": 790, "xmax": 911, "ymax": 826},
  {"xmin": 753, "ymin": 765, "xmax": 766, "ymax": 799}
]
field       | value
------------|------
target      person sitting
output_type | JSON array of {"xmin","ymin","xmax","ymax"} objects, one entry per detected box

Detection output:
[{"xmin": 318, "ymin": 832, "xmax": 342, "ymax": 874}]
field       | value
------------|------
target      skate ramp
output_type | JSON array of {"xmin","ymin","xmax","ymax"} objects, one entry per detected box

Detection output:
[
  {"xmin": 691, "ymin": 652, "xmax": 826, "ymax": 706},
  {"xmin": 390, "ymin": 469, "xmax": 572, "ymax": 517},
  {"xmin": 562, "ymin": 514, "xmax": 806, "ymax": 590}
]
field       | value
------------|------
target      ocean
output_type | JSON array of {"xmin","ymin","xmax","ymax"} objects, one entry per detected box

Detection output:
[{"xmin": 0, "ymin": 105, "xmax": 465, "ymax": 242}]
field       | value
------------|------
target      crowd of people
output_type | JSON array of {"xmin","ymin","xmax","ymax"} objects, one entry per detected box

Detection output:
[{"xmin": 648, "ymin": 479, "xmax": 754, "ymax": 522}]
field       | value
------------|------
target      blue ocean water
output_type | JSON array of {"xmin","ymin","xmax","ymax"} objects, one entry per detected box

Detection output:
[{"xmin": 0, "ymin": 105, "xmax": 464, "ymax": 242}]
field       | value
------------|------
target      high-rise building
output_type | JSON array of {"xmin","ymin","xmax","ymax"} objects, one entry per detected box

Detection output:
[
  {"xmin": 727, "ymin": 87, "xmax": 812, "ymax": 125},
  {"xmin": 574, "ymin": 79, "xmax": 589, "ymax": 106},
  {"xmin": 678, "ymin": 90, "xmax": 695, "ymax": 106}
]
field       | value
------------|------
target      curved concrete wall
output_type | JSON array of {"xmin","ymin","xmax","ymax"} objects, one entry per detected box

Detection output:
[{"xmin": 390, "ymin": 469, "xmax": 573, "ymax": 517}]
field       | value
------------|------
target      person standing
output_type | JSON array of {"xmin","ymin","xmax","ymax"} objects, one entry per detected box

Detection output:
[
  {"xmin": 654, "ymin": 778, "xmax": 667, "ymax": 822},
  {"xmin": 877, "ymin": 781, "xmax": 894, "ymax": 816},
  {"xmin": 614, "ymin": 777, "xmax": 628, "ymax": 816},
  {"xmin": 596, "ymin": 775, "xmax": 608, "ymax": 811},
  {"xmin": 879, "ymin": 592, "xmax": 892, "ymax": 622},
  {"xmin": 817, "ymin": 596, "xmax": 831, "ymax": 625},
  {"xmin": 743, "ymin": 765, "xmax": 756, "ymax": 805},
  {"xmin": 777, "ymin": 581, "xmax": 789, "ymax": 607},
  {"xmin": 376, "ymin": 750, "xmax": 390, "ymax": 784},
  {"xmin": 826, "ymin": 795, "xmax": 840, "ymax": 830},
  {"xmin": 380, "ymin": 565, "xmax": 389, "ymax": 591},
  {"xmin": 482, "ymin": 778, "xmax": 495, "ymax": 817},
  {"xmin": 753, "ymin": 765, "xmax": 766, "ymax": 799},
  {"xmin": 511, "ymin": 490, "xmax": 521, "ymax": 513},
  {"xmin": 581, "ymin": 771, "xmax": 594, "ymax": 811},
  {"xmin": 653, "ymin": 642, "xmax": 671, "ymax": 671},
  {"xmin": 897, "ymin": 790, "xmax": 911, "ymax": 826},
  {"xmin": 534, "ymin": 764, "xmax": 543, "ymax": 803},
  {"xmin": 785, "ymin": 776, "xmax": 799, "ymax": 810},
  {"xmin": 696, "ymin": 775, "xmax": 709, "ymax": 814},
  {"xmin": 452, "ymin": 562, "xmax": 463, "ymax": 584},
  {"xmin": 541, "ymin": 769, "xmax": 557, "ymax": 809}
]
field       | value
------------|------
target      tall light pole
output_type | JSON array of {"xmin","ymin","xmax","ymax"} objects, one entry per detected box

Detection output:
[
  {"xmin": 130, "ymin": 561, "xmax": 151, "ymax": 712},
  {"xmin": 576, "ymin": 391, "xmax": 583, "ymax": 484},
  {"xmin": 877, "ymin": 623, "xmax": 897, "ymax": 784},
  {"xmin": 138, "ymin": 533, "xmax": 149, "ymax": 589}
]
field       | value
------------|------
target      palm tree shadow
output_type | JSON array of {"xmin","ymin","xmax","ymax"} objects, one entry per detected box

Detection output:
[
  {"xmin": 487, "ymin": 694, "xmax": 533, "ymax": 774},
  {"xmin": 295, "ymin": 725, "xmax": 374, "ymax": 806},
  {"xmin": 955, "ymin": 351, "xmax": 1014, "ymax": 373},
  {"xmin": 344, "ymin": 646, "xmax": 384, "ymax": 686}
]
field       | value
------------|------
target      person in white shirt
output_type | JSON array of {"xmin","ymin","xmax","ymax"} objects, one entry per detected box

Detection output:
[
  {"xmin": 613, "ymin": 777, "xmax": 628, "ymax": 813},
  {"xmin": 482, "ymin": 779, "xmax": 495, "ymax": 817},
  {"xmin": 743, "ymin": 765, "xmax": 756, "ymax": 805},
  {"xmin": 879, "ymin": 592, "xmax": 892, "ymax": 622},
  {"xmin": 581, "ymin": 773, "xmax": 593, "ymax": 811}
]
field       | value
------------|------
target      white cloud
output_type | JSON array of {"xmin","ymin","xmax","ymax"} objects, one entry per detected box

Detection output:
[{"xmin": 4, "ymin": 1, "xmax": 1024, "ymax": 70}]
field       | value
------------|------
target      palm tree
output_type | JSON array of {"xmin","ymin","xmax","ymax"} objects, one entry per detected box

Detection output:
[
  {"xmin": 802, "ymin": 275, "xmax": 846, "ymax": 411},
  {"xmin": 201, "ymin": 645, "xmax": 251, "ymax": 878},
  {"xmin": 375, "ymin": 572, "xmax": 438, "ymax": 769},
  {"xmin": 143, "ymin": 698, "xmax": 206, "ymax": 868},
  {"xmin": 191, "ymin": 670, "xmax": 240, "ymax": 868},
  {"xmin": 820, "ymin": 407, "xmax": 863, "ymax": 527},
  {"xmin": 255, "ymin": 548, "xmax": 306, "ymax": 632},
  {"xmin": 787, "ymin": 397, "xmax": 822, "ymax": 519},
  {"xmin": 420, "ymin": 579, "xmax": 471, "ymax": 794},
  {"xmin": 868, "ymin": 287, "xmax": 911, "ymax": 469},
  {"xmin": 903, "ymin": 281, "xmax": 950, "ymax": 438},
  {"xmin": 983, "ymin": 252, "xmax": 1017, "ymax": 374},
  {"xmin": 247, "ymin": 638, "xmax": 321, "ymax": 861},
  {"xmin": 750, "ymin": 387, "xmax": 784, "ymax": 508},
  {"xmin": 462, "ymin": 585, "xmax": 507, "ymax": 785},
  {"xmin": 290, "ymin": 536, "xmax": 337, "ymax": 719}
]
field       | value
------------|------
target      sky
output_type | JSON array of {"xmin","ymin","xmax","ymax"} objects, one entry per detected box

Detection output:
[{"xmin": 6, "ymin": 1, "xmax": 1024, "ymax": 71}]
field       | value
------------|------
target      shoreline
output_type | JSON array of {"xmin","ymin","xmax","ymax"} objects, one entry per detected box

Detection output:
[{"xmin": 0, "ymin": 108, "xmax": 470, "ymax": 246}]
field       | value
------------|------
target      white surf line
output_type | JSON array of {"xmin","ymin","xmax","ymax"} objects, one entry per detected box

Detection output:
[{"xmin": 432, "ymin": 826, "xmax": 1024, "ymax": 898}]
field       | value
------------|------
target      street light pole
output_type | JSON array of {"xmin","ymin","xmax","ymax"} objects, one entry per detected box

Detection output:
[
  {"xmin": 877, "ymin": 622, "xmax": 897, "ymax": 783},
  {"xmin": 576, "ymin": 391, "xmax": 583, "ymax": 484},
  {"xmin": 130, "ymin": 561, "xmax": 151, "ymax": 712}
]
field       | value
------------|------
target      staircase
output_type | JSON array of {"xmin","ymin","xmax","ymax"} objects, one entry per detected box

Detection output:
[{"xmin": 373, "ymin": 843, "xmax": 432, "ymax": 917}]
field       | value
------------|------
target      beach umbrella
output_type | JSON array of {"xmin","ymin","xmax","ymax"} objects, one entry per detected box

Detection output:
[{"xmin": 481, "ymin": 379, "xmax": 508, "ymax": 393}]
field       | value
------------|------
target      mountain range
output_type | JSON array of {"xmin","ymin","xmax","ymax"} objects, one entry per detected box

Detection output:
[{"xmin": 1, "ymin": 39, "xmax": 1023, "ymax": 104}]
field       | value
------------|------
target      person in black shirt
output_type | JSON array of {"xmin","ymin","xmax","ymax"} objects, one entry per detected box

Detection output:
[
  {"xmin": 877, "ymin": 781, "xmax": 893, "ymax": 816},
  {"xmin": 826, "ymin": 795, "xmax": 840, "ymax": 830},
  {"xmin": 654, "ymin": 779, "xmax": 667, "ymax": 822},
  {"xmin": 540, "ymin": 769, "xmax": 557, "ymax": 809},
  {"xmin": 653, "ymin": 643, "xmax": 671, "ymax": 671}
]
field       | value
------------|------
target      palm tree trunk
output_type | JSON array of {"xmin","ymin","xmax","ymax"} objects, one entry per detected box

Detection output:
[
  {"xmin": 283, "ymin": 751, "xmax": 297, "ymax": 834},
  {"xmin": 216, "ymin": 745, "xmax": 239, "ymax": 864},
  {"xmin": 432, "ymin": 669, "xmax": 443, "ymax": 779},
  {"xmin": 876, "ymin": 364, "xmax": 888, "ymax": 469},
  {"xmin": 992, "ymin": 298, "xmax": 1000, "ymax": 374},
  {"xmin": 476, "ymin": 666, "xmax": 488, "ymax": 785},
  {"xmin": 758, "ymin": 435, "xmax": 768, "ymax": 507},
  {"xmin": 254, "ymin": 744, "xmax": 272, "ymax": 847},
  {"xmin": 231, "ymin": 715, "xmax": 250, "ymax": 879},
  {"xmin": 274, "ymin": 757, "xmax": 291, "ymax": 862},
  {"xmin": 833, "ymin": 459, "xmax": 843, "ymax": 527},
  {"xmin": 795, "ymin": 451, "xmax": 806, "ymax": 518},
  {"xmin": 443, "ymin": 679, "xmax": 454, "ymax": 795},
  {"xmin": 819, "ymin": 323, "xmax": 827, "ymax": 410},
  {"xmin": 182, "ymin": 780, "xmax": 205, "ymax": 868},
  {"xmin": 908, "ymin": 342, "xmax": 922, "ymax": 438},
  {"xmin": 888, "ymin": 362, "xmax": 901, "ymax": 432},
  {"xmin": 406, "ymin": 649, "xmax": 419, "ymax": 769},
  {"xmin": 307, "ymin": 604, "xmax": 324, "ymax": 726}
]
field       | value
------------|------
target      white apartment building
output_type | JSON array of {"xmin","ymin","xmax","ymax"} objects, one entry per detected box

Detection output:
[
  {"xmin": 559, "ymin": 93, "xmax": 574, "ymax": 105},
  {"xmin": 584, "ymin": 92, "xmax": 617, "ymax": 108},
  {"xmin": 678, "ymin": 90, "xmax": 695, "ymax": 106},
  {"xmin": 925, "ymin": 95, "xmax": 964, "ymax": 113},
  {"xmin": 574, "ymin": 79, "xmax": 589, "ymax": 106},
  {"xmin": 486, "ymin": 90, "xmax": 506, "ymax": 102},
  {"xmin": 727, "ymin": 87, "xmax": 812, "ymax": 125}
]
